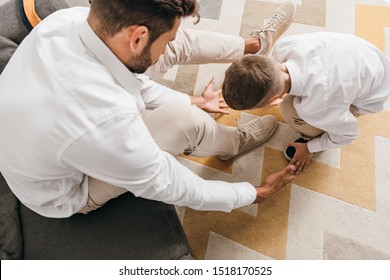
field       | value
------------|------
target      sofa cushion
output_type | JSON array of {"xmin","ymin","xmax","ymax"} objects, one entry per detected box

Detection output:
[
  {"xmin": 20, "ymin": 192, "xmax": 193, "ymax": 259},
  {"xmin": 0, "ymin": 0, "xmax": 70, "ymax": 73},
  {"xmin": 0, "ymin": 36, "xmax": 18, "ymax": 74},
  {"xmin": 0, "ymin": 173, "xmax": 23, "ymax": 259}
]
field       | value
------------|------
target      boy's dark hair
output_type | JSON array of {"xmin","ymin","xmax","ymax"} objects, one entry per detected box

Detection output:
[
  {"xmin": 222, "ymin": 54, "xmax": 281, "ymax": 110},
  {"xmin": 89, "ymin": 0, "xmax": 199, "ymax": 43}
]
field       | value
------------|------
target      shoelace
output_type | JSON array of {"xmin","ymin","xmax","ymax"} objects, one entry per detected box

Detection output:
[
  {"xmin": 250, "ymin": 12, "xmax": 284, "ymax": 36},
  {"xmin": 235, "ymin": 118, "xmax": 266, "ymax": 142}
]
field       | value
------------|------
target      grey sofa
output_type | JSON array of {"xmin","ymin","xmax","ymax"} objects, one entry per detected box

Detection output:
[{"xmin": 0, "ymin": 0, "xmax": 193, "ymax": 260}]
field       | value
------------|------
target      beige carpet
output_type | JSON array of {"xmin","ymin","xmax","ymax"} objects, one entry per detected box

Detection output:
[{"xmin": 160, "ymin": 0, "xmax": 390, "ymax": 260}]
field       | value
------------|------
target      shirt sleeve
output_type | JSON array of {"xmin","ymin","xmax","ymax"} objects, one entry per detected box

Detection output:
[
  {"xmin": 137, "ymin": 74, "xmax": 191, "ymax": 109},
  {"xmin": 305, "ymin": 110, "xmax": 359, "ymax": 153},
  {"xmin": 61, "ymin": 113, "xmax": 256, "ymax": 212}
]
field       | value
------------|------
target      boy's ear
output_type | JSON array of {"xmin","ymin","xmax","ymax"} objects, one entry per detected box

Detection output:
[
  {"xmin": 265, "ymin": 97, "xmax": 283, "ymax": 107},
  {"xmin": 127, "ymin": 26, "xmax": 149, "ymax": 54}
]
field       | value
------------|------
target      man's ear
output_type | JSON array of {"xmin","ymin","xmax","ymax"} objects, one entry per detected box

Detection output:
[
  {"xmin": 127, "ymin": 26, "xmax": 149, "ymax": 54},
  {"xmin": 265, "ymin": 96, "xmax": 283, "ymax": 107}
]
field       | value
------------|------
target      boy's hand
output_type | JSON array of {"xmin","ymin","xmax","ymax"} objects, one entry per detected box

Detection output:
[{"xmin": 288, "ymin": 142, "xmax": 313, "ymax": 174}]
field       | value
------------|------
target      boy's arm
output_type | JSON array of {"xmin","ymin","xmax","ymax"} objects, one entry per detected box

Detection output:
[
  {"xmin": 307, "ymin": 122, "xmax": 359, "ymax": 154},
  {"xmin": 300, "ymin": 108, "xmax": 360, "ymax": 153}
]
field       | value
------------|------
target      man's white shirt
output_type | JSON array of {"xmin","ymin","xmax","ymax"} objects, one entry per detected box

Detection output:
[{"xmin": 0, "ymin": 7, "xmax": 255, "ymax": 217}]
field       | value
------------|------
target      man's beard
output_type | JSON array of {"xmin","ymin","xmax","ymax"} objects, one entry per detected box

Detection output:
[{"xmin": 126, "ymin": 44, "xmax": 152, "ymax": 74}]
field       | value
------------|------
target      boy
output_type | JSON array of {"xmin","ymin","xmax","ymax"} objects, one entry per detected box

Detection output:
[{"xmin": 222, "ymin": 32, "xmax": 390, "ymax": 174}]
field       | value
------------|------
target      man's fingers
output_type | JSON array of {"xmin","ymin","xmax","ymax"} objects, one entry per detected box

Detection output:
[
  {"xmin": 206, "ymin": 77, "xmax": 215, "ymax": 88},
  {"xmin": 218, "ymin": 109, "xmax": 230, "ymax": 114},
  {"xmin": 284, "ymin": 174, "xmax": 295, "ymax": 183},
  {"xmin": 288, "ymin": 164, "xmax": 296, "ymax": 172},
  {"xmin": 288, "ymin": 174, "xmax": 296, "ymax": 180},
  {"xmin": 218, "ymin": 102, "xmax": 229, "ymax": 108},
  {"xmin": 283, "ymin": 165, "xmax": 296, "ymax": 183},
  {"xmin": 282, "ymin": 164, "xmax": 296, "ymax": 175}
]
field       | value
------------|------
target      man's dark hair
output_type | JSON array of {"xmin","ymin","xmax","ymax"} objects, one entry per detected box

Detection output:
[
  {"xmin": 89, "ymin": 0, "xmax": 199, "ymax": 43},
  {"xmin": 222, "ymin": 54, "xmax": 281, "ymax": 110}
]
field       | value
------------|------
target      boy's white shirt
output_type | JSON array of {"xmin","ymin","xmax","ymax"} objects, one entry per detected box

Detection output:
[{"xmin": 273, "ymin": 32, "xmax": 390, "ymax": 153}]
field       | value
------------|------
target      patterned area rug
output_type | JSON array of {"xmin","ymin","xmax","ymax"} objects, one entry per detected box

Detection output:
[{"xmin": 161, "ymin": 0, "xmax": 390, "ymax": 260}]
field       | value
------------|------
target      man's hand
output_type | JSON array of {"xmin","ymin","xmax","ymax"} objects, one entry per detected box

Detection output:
[
  {"xmin": 201, "ymin": 76, "xmax": 220, "ymax": 101},
  {"xmin": 253, "ymin": 165, "xmax": 296, "ymax": 203},
  {"xmin": 288, "ymin": 142, "xmax": 313, "ymax": 174},
  {"xmin": 190, "ymin": 77, "xmax": 229, "ymax": 114}
]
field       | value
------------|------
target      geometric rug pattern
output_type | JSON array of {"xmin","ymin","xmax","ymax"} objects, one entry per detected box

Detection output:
[{"xmin": 162, "ymin": 0, "xmax": 390, "ymax": 260}]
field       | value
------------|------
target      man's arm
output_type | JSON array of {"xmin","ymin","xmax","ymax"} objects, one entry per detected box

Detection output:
[
  {"xmin": 62, "ymin": 114, "xmax": 294, "ymax": 212},
  {"xmin": 139, "ymin": 74, "xmax": 229, "ymax": 114},
  {"xmin": 254, "ymin": 165, "xmax": 295, "ymax": 203}
]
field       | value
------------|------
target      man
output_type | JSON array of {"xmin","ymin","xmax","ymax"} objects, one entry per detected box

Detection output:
[
  {"xmin": 0, "ymin": 0, "xmax": 70, "ymax": 73},
  {"xmin": 0, "ymin": 0, "xmax": 295, "ymax": 218}
]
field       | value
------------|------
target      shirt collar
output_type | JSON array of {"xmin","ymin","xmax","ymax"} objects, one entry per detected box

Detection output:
[
  {"xmin": 78, "ymin": 20, "xmax": 143, "ymax": 95},
  {"xmin": 284, "ymin": 61, "xmax": 303, "ymax": 97}
]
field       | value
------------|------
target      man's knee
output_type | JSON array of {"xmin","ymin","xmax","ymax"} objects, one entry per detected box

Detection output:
[
  {"xmin": 150, "ymin": 103, "xmax": 211, "ymax": 132},
  {"xmin": 143, "ymin": 103, "xmax": 214, "ymax": 155},
  {"xmin": 174, "ymin": 104, "xmax": 211, "ymax": 130}
]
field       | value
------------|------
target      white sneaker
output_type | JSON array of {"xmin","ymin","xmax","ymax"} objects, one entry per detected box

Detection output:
[
  {"xmin": 250, "ymin": 1, "xmax": 297, "ymax": 56},
  {"xmin": 218, "ymin": 115, "xmax": 277, "ymax": 160}
]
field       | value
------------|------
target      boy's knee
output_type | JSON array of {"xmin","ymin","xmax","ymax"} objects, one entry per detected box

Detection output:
[{"xmin": 279, "ymin": 94, "xmax": 295, "ymax": 122}]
